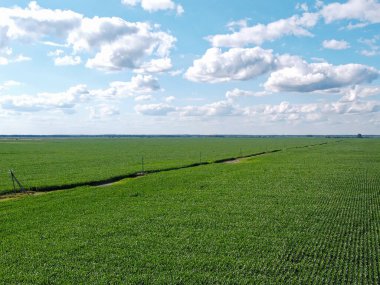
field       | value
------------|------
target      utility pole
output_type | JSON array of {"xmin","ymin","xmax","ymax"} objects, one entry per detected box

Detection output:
[{"xmin": 9, "ymin": 170, "xmax": 25, "ymax": 192}]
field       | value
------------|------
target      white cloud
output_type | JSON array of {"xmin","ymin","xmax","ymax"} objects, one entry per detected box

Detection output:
[
  {"xmin": 225, "ymin": 88, "xmax": 270, "ymax": 99},
  {"xmin": 361, "ymin": 50, "xmax": 380, "ymax": 56},
  {"xmin": 207, "ymin": 12, "xmax": 319, "ymax": 47},
  {"xmin": 121, "ymin": 0, "xmax": 184, "ymax": 15},
  {"xmin": 14, "ymin": 54, "xmax": 31, "ymax": 62},
  {"xmin": 54, "ymin": 55, "xmax": 81, "ymax": 66},
  {"xmin": 0, "ymin": 57, "xmax": 9, "ymax": 65},
  {"xmin": 0, "ymin": 1, "xmax": 82, "ymax": 45},
  {"xmin": 0, "ymin": 3, "xmax": 176, "ymax": 73},
  {"xmin": 265, "ymin": 60, "xmax": 379, "ymax": 93},
  {"xmin": 346, "ymin": 22, "xmax": 369, "ymax": 29},
  {"xmin": 134, "ymin": 57, "xmax": 172, "ymax": 73},
  {"xmin": 135, "ymin": 95, "xmax": 153, "ymax": 102},
  {"xmin": 48, "ymin": 49, "xmax": 65, "ymax": 57},
  {"xmin": 0, "ymin": 80, "xmax": 22, "ymax": 91},
  {"xmin": 206, "ymin": 1, "xmax": 379, "ymax": 50},
  {"xmin": 135, "ymin": 103, "xmax": 176, "ymax": 116},
  {"xmin": 322, "ymin": 39, "xmax": 350, "ymax": 50},
  {"xmin": 244, "ymin": 98, "xmax": 380, "ymax": 123},
  {"xmin": 186, "ymin": 46, "xmax": 380, "ymax": 91},
  {"xmin": 79, "ymin": 19, "xmax": 176, "ymax": 72},
  {"xmin": 48, "ymin": 49, "xmax": 81, "ymax": 66},
  {"xmin": 178, "ymin": 100, "xmax": 239, "ymax": 117},
  {"xmin": 321, "ymin": 0, "xmax": 380, "ymax": 24},
  {"xmin": 296, "ymin": 3, "xmax": 309, "ymax": 12},
  {"xmin": 359, "ymin": 36, "xmax": 380, "ymax": 56},
  {"xmin": 0, "ymin": 84, "xmax": 89, "ymax": 112},
  {"xmin": 148, "ymin": 92, "xmax": 380, "ymax": 122},
  {"xmin": 0, "ymin": 47, "xmax": 13, "ymax": 56},
  {"xmin": 3, "ymin": 80, "xmax": 22, "ymax": 87},
  {"xmin": 0, "ymin": 74, "xmax": 162, "ymax": 114},
  {"xmin": 340, "ymin": 85, "xmax": 380, "ymax": 102},
  {"xmin": 0, "ymin": 54, "xmax": 31, "ymax": 65},
  {"xmin": 89, "ymin": 104, "xmax": 119, "ymax": 119},
  {"xmin": 0, "ymin": 46, "xmax": 31, "ymax": 64},
  {"xmin": 226, "ymin": 19, "xmax": 249, "ymax": 32},
  {"xmin": 315, "ymin": 0, "xmax": 324, "ymax": 9},
  {"xmin": 185, "ymin": 47, "xmax": 275, "ymax": 83},
  {"xmin": 165, "ymin": 96, "xmax": 176, "ymax": 103},
  {"xmin": 92, "ymin": 74, "xmax": 160, "ymax": 98},
  {"xmin": 169, "ymin": 69, "xmax": 183, "ymax": 77},
  {"xmin": 177, "ymin": 98, "xmax": 378, "ymax": 120},
  {"xmin": 41, "ymin": 41, "xmax": 68, "ymax": 47}
]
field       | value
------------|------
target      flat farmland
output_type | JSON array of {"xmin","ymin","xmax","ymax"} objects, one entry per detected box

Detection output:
[
  {"xmin": 0, "ymin": 137, "xmax": 327, "ymax": 193},
  {"xmin": 0, "ymin": 138, "xmax": 379, "ymax": 283}
]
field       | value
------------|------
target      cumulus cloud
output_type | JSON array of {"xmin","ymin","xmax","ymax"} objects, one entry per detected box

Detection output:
[
  {"xmin": 92, "ymin": 75, "xmax": 160, "ymax": 98},
  {"xmin": 163, "ymin": 93, "xmax": 380, "ymax": 121},
  {"xmin": 48, "ymin": 49, "xmax": 81, "ymax": 66},
  {"xmin": 225, "ymin": 88, "xmax": 270, "ymax": 99},
  {"xmin": 243, "ymin": 98, "xmax": 380, "ymax": 122},
  {"xmin": 134, "ymin": 95, "xmax": 153, "ymax": 102},
  {"xmin": 14, "ymin": 54, "xmax": 31, "ymax": 62},
  {"xmin": 134, "ymin": 58, "xmax": 173, "ymax": 74},
  {"xmin": 89, "ymin": 104, "xmax": 119, "ymax": 119},
  {"xmin": 165, "ymin": 96, "xmax": 176, "ymax": 103},
  {"xmin": 207, "ymin": 12, "xmax": 319, "ymax": 47},
  {"xmin": 206, "ymin": 1, "xmax": 380, "ymax": 49},
  {"xmin": 185, "ymin": 46, "xmax": 379, "ymax": 91},
  {"xmin": 265, "ymin": 60, "xmax": 379, "ymax": 93},
  {"xmin": 339, "ymin": 85, "xmax": 380, "ymax": 102},
  {"xmin": 134, "ymin": 99, "xmax": 240, "ymax": 118},
  {"xmin": 72, "ymin": 18, "xmax": 176, "ymax": 72},
  {"xmin": 296, "ymin": 3, "xmax": 309, "ymax": 12},
  {"xmin": 0, "ymin": 57, "xmax": 8, "ymax": 65},
  {"xmin": 0, "ymin": 2, "xmax": 82, "ymax": 46},
  {"xmin": 321, "ymin": 0, "xmax": 380, "ymax": 24},
  {"xmin": 135, "ymin": 103, "xmax": 176, "ymax": 116},
  {"xmin": 361, "ymin": 50, "xmax": 380, "ymax": 56},
  {"xmin": 0, "ymin": 47, "xmax": 31, "ymax": 65},
  {"xmin": 0, "ymin": 2, "xmax": 176, "ymax": 72},
  {"xmin": 178, "ymin": 100, "xmax": 238, "ymax": 117},
  {"xmin": 54, "ymin": 55, "xmax": 81, "ymax": 66},
  {"xmin": 0, "ymin": 74, "xmax": 162, "ymax": 114},
  {"xmin": 322, "ymin": 39, "xmax": 350, "ymax": 50},
  {"xmin": 184, "ymin": 47, "xmax": 275, "ymax": 83},
  {"xmin": 359, "ymin": 36, "xmax": 380, "ymax": 56},
  {"xmin": 2, "ymin": 54, "xmax": 31, "ymax": 64},
  {"xmin": 122, "ymin": 0, "xmax": 184, "ymax": 15},
  {"xmin": 0, "ymin": 85, "xmax": 89, "ymax": 112},
  {"xmin": 0, "ymin": 80, "xmax": 22, "ymax": 91},
  {"xmin": 48, "ymin": 49, "xmax": 64, "ymax": 57}
]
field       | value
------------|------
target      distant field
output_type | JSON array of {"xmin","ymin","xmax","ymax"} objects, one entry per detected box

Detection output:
[
  {"xmin": 0, "ymin": 139, "xmax": 379, "ymax": 283},
  {"xmin": 0, "ymin": 137, "xmax": 328, "ymax": 193}
]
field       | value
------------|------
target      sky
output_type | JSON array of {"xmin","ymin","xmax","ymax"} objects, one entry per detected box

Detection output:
[{"xmin": 0, "ymin": 0, "xmax": 380, "ymax": 135}]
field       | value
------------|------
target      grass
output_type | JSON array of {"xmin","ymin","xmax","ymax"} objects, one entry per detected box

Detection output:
[
  {"xmin": 0, "ymin": 137, "xmax": 328, "ymax": 193},
  {"xmin": 0, "ymin": 138, "xmax": 379, "ymax": 283}
]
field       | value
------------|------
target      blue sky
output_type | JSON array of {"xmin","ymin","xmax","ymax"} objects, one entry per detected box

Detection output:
[{"xmin": 0, "ymin": 0, "xmax": 379, "ymax": 135}]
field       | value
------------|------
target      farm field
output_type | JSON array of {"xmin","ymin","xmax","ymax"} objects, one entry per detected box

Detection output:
[
  {"xmin": 1, "ymin": 138, "xmax": 379, "ymax": 283},
  {"xmin": 0, "ymin": 137, "xmax": 328, "ymax": 194}
]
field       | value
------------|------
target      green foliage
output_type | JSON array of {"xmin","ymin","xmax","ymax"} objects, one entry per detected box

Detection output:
[
  {"xmin": 0, "ymin": 137, "xmax": 327, "ymax": 193},
  {"xmin": 0, "ymin": 139, "xmax": 379, "ymax": 283}
]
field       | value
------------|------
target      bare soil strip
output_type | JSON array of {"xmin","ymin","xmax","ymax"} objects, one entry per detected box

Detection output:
[{"xmin": 223, "ymin": 158, "xmax": 243, "ymax": 164}]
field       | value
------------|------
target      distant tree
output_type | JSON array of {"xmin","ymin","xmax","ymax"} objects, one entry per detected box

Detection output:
[{"xmin": 357, "ymin": 133, "xmax": 363, "ymax": 138}]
